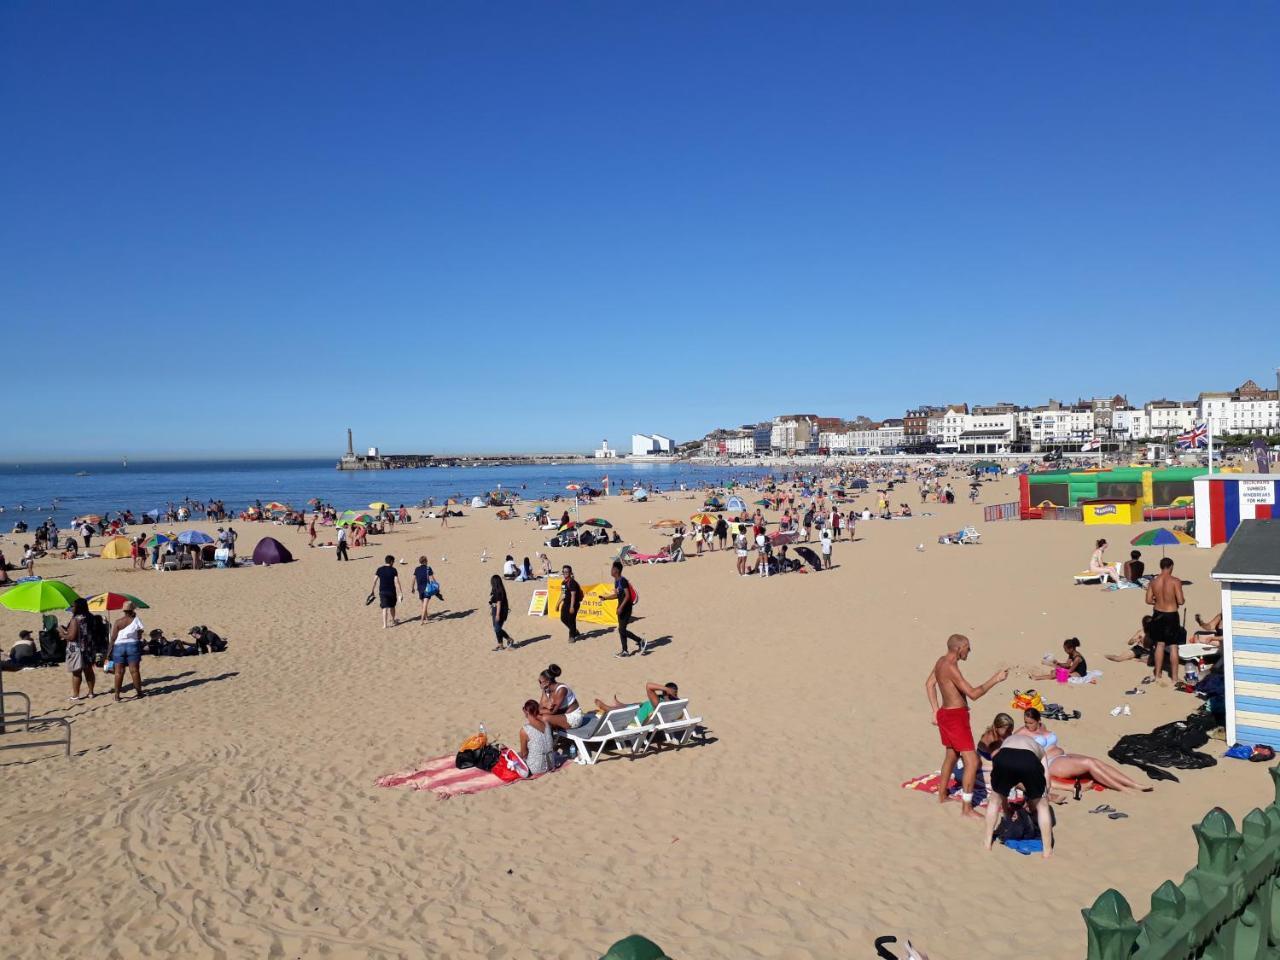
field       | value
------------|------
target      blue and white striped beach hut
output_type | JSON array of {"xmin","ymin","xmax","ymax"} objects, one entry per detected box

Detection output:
[{"xmin": 1212, "ymin": 519, "xmax": 1280, "ymax": 748}]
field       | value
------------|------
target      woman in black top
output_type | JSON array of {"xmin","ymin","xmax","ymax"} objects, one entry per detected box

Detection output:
[{"xmin": 489, "ymin": 575, "xmax": 513, "ymax": 651}]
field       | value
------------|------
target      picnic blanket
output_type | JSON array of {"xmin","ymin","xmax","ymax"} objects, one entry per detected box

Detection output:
[{"xmin": 376, "ymin": 754, "xmax": 563, "ymax": 798}]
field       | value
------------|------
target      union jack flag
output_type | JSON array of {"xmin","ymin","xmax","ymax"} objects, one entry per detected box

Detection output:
[{"xmin": 1175, "ymin": 422, "xmax": 1208, "ymax": 449}]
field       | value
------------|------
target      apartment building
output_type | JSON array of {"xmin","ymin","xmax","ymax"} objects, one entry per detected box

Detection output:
[{"xmin": 1198, "ymin": 379, "xmax": 1280, "ymax": 435}]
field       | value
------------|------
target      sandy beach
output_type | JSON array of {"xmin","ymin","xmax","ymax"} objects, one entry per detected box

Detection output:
[{"xmin": 0, "ymin": 471, "xmax": 1267, "ymax": 959}]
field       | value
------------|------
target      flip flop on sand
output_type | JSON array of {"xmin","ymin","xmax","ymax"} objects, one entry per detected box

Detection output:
[
  {"xmin": 1108, "ymin": 811, "xmax": 1129, "ymax": 820},
  {"xmin": 1089, "ymin": 804, "xmax": 1114, "ymax": 814}
]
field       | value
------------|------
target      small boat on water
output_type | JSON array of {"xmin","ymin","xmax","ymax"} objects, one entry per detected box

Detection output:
[{"xmin": 75, "ymin": 471, "xmax": 90, "ymax": 477}]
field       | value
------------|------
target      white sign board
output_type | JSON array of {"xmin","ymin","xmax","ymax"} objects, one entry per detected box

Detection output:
[{"xmin": 1241, "ymin": 480, "xmax": 1275, "ymax": 506}]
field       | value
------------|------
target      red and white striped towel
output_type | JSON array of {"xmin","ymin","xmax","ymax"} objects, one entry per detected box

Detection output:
[{"xmin": 376, "ymin": 754, "xmax": 562, "ymax": 798}]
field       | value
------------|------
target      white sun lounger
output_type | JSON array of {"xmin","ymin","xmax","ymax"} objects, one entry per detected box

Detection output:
[
  {"xmin": 958, "ymin": 526, "xmax": 981, "ymax": 544},
  {"xmin": 642, "ymin": 698, "xmax": 702, "ymax": 750},
  {"xmin": 564, "ymin": 705, "xmax": 647, "ymax": 765}
]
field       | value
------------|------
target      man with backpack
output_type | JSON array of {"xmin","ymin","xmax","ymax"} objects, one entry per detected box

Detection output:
[{"xmin": 602, "ymin": 560, "xmax": 645, "ymax": 658}]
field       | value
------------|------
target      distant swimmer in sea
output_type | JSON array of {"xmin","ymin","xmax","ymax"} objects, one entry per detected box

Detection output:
[{"xmin": 925, "ymin": 634, "xmax": 1008, "ymax": 820}]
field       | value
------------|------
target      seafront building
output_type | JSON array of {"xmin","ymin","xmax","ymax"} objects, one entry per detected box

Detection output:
[{"xmin": 695, "ymin": 374, "xmax": 1280, "ymax": 457}]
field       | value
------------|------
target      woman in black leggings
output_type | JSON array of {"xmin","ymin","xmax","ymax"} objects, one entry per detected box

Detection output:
[{"xmin": 489, "ymin": 575, "xmax": 513, "ymax": 651}]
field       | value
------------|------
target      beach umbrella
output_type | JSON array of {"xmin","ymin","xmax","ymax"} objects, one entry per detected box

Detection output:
[
  {"xmin": 0, "ymin": 580, "xmax": 80, "ymax": 613},
  {"xmin": 74, "ymin": 515, "xmax": 102, "ymax": 524},
  {"xmin": 752, "ymin": 499, "xmax": 770, "ymax": 506},
  {"xmin": 1130, "ymin": 526, "xmax": 1195, "ymax": 558},
  {"xmin": 177, "ymin": 530, "xmax": 214, "ymax": 545},
  {"xmin": 1130, "ymin": 528, "xmax": 1195, "ymax": 547},
  {"xmin": 768, "ymin": 530, "xmax": 797, "ymax": 545},
  {"xmin": 690, "ymin": 513, "xmax": 716, "ymax": 527},
  {"xmin": 651, "ymin": 519, "xmax": 682, "ymax": 529},
  {"xmin": 146, "ymin": 534, "xmax": 173, "ymax": 548},
  {"xmin": 99, "ymin": 536, "xmax": 133, "ymax": 559},
  {"xmin": 558, "ymin": 520, "xmax": 577, "ymax": 534},
  {"xmin": 264, "ymin": 501, "xmax": 290, "ymax": 512},
  {"xmin": 85, "ymin": 592, "xmax": 150, "ymax": 613},
  {"xmin": 369, "ymin": 502, "xmax": 390, "ymax": 511},
  {"xmin": 582, "ymin": 518, "xmax": 612, "ymax": 528},
  {"xmin": 565, "ymin": 484, "xmax": 581, "ymax": 492}
]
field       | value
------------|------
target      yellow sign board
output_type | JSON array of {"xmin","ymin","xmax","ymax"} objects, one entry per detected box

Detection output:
[
  {"xmin": 528, "ymin": 590, "xmax": 549, "ymax": 616},
  {"xmin": 543, "ymin": 577, "xmax": 619, "ymax": 627}
]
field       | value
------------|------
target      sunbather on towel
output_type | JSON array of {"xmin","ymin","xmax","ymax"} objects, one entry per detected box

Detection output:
[
  {"xmin": 1089, "ymin": 539, "xmax": 1123, "ymax": 590},
  {"xmin": 593, "ymin": 681, "xmax": 680, "ymax": 725},
  {"xmin": 1192, "ymin": 611, "xmax": 1223, "ymax": 645},
  {"xmin": 518, "ymin": 699, "xmax": 557, "ymax": 775}
]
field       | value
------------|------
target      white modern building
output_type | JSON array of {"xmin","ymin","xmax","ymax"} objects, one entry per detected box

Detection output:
[
  {"xmin": 631, "ymin": 433, "xmax": 674, "ymax": 457},
  {"xmin": 594, "ymin": 439, "xmax": 617, "ymax": 459}
]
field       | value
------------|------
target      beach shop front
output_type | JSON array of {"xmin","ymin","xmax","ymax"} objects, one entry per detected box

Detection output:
[{"xmin": 1211, "ymin": 519, "xmax": 1280, "ymax": 750}]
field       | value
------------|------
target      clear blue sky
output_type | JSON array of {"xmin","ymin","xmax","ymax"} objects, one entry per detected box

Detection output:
[{"xmin": 2, "ymin": 2, "xmax": 1277, "ymax": 458}]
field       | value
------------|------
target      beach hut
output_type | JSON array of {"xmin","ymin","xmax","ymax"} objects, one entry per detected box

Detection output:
[
  {"xmin": 1210, "ymin": 519, "xmax": 1280, "ymax": 749},
  {"xmin": 251, "ymin": 537, "xmax": 293, "ymax": 566},
  {"xmin": 1193, "ymin": 473, "xmax": 1280, "ymax": 547},
  {"xmin": 99, "ymin": 536, "xmax": 132, "ymax": 559}
]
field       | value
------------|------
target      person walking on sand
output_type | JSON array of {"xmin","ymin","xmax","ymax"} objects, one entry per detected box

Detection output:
[
  {"xmin": 557, "ymin": 564, "xmax": 584, "ymax": 642},
  {"xmin": 107, "ymin": 602, "xmax": 146, "ymax": 702},
  {"xmin": 414, "ymin": 556, "xmax": 442, "ymax": 623},
  {"xmin": 336, "ymin": 524, "xmax": 349, "ymax": 561},
  {"xmin": 489, "ymin": 574, "xmax": 514, "ymax": 650},
  {"xmin": 372, "ymin": 554, "xmax": 402, "ymax": 628},
  {"xmin": 925, "ymin": 634, "xmax": 1008, "ymax": 820},
  {"xmin": 820, "ymin": 527, "xmax": 833, "ymax": 569},
  {"xmin": 308, "ymin": 515, "xmax": 317, "ymax": 548},
  {"xmin": 1146, "ymin": 556, "xmax": 1185, "ymax": 685},
  {"xmin": 601, "ymin": 561, "xmax": 645, "ymax": 658}
]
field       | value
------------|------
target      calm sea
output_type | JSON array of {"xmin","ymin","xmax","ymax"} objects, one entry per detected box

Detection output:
[{"xmin": 0, "ymin": 459, "xmax": 771, "ymax": 526}]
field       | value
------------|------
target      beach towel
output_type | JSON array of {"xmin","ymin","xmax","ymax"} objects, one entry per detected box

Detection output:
[
  {"xmin": 902, "ymin": 770, "xmax": 1102, "ymax": 801},
  {"xmin": 1003, "ymin": 838, "xmax": 1044, "ymax": 856},
  {"xmin": 376, "ymin": 753, "xmax": 563, "ymax": 798}
]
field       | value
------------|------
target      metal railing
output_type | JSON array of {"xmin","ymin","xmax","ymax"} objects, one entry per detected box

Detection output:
[
  {"xmin": 1043, "ymin": 506, "xmax": 1084, "ymax": 521},
  {"xmin": 0, "ymin": 692, "xmax": 71, "ymax": 759},
  {"xmin": 984, "ymin": 501, "xmax": 1021, "ymax": 522},
  {"xmin": 1083, "ymin": 763, "xmax": 1280, "ymax": 958}
]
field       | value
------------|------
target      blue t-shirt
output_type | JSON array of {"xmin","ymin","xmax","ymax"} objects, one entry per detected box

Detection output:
[{"xmin": 413, "ymin": 565, "xmax": 434, "ymax": 592}]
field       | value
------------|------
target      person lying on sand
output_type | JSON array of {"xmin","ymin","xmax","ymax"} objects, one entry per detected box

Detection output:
[
  {"xmin": 1106, "ymin": 616, "xmax": 1154, "ymax": 663},
  {"xmin": 1019, "ymin": 708, "xmax": 1151, "ymax": 793},
  {"xmin": 1193, "ymin": 611, "xmax": 1223, "ymax": 644}
]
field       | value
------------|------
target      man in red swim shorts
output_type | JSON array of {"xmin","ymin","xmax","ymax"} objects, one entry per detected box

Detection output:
[{"xmin": 925, "ymin": 634, "xmax": 1008, "ymax": 819}]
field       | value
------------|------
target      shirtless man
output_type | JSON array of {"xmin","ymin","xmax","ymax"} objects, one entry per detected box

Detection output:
[
  {"xmin": 1146, "ymin": 557, "xmax": 1185, "ymax": 684},
  {"xmin": 925, "ymin": 634, "xmax": 1009, "ymax": 819}
]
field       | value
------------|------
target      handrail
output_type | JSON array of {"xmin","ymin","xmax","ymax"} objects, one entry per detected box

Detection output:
[
  {"xmin": 0, "ymin": 715, "xmax": 72, "ymax": 759},
  {"xmin": 0, "ymin": 690, "xmax": 32, "ymax": 723}
]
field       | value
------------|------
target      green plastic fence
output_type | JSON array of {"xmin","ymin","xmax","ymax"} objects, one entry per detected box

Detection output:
[{"xmin": 1083, "ymin": 763, "xmax": 1280, "ymax": 959}]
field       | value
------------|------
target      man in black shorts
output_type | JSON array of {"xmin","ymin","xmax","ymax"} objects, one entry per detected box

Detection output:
[
  {"xmin": 984, "ymin": 734, "xmax": 1054, "ymax": 860},
  {"xmin": 371, "ymin": 555, "xmax": 402, "ymax": 629},
  {"xmin": 1145, "ymin": 556, "xmax": 1185, "ymax": 684}
]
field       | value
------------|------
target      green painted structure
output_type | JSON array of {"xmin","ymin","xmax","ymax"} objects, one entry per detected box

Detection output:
[
  {"xmin": 1082, "ymin": 764, "xmax": 1280, "ymax": 959},
  {"xmin": 1022, "ymin": 466, "xmax": 1202, "ymax": 518}
]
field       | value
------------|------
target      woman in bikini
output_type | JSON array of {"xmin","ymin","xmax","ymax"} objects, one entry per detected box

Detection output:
[
  {"xmin": 537, "ymin": 664, "xmax": 585, "ymax": 731},
  {"xmin": 1089, "ymin": 538, "xmax": 1123, "ymax": 590},
  {"xmin": 1019, "ymin": 708, "xmax": 1151, "ymax": 793}
]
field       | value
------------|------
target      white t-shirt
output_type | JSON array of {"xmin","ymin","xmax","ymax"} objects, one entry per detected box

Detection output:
[{"xmin": 821, "ymin": 532, "xmax": 832, "ymax": 554}]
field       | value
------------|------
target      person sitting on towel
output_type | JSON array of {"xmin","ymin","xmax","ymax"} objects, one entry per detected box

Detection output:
[
  {"xmin": 1123, "ymin": 550, "xmax": 1145, "ymax": 583},
  {"xmin": 1030, "ymin": 638, "xmax": 1088, "ymax": 680},
  {"xmin": 502, "ymin": 555, "xmax": 519, "ymax": 580}
]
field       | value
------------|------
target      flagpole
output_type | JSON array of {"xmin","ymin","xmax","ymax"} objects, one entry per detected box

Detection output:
[{"xmin": 1207, "ymin": 418, "xmax": 1215, "ymax": 475}]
